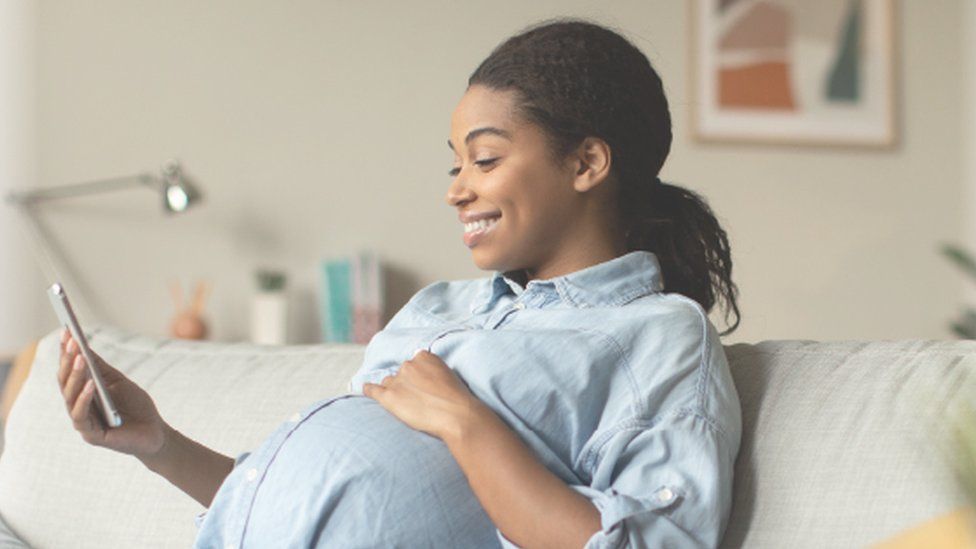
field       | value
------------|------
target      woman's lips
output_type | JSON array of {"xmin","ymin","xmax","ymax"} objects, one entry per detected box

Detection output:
[{"xmin": 463, "ymin": 216, "xmax": 500, "ymax": 248}]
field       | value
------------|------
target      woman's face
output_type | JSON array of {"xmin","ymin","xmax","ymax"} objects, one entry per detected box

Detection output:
[{"xmin": 446, "ymin": 85, "xmax": 604, "ymax": 281}]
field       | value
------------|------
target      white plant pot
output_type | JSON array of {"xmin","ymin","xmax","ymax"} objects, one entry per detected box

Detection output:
[{"xmin": 251, "ymin": 292, "xmax": 287, "ymax": 345}]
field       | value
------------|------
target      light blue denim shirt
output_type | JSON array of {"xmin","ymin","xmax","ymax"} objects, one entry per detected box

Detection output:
[{"xmin": 194, "ymin": 250, "xmax": 741, "ymax": 548}]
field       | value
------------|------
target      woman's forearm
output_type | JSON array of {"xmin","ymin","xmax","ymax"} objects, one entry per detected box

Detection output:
[
  {"xmin": 442, "ymin": 404, "xmax": 601, "ymax": 549},
  {"xmin": 138, "ymin": 423, "xmax": 235, "ymax": 508}
]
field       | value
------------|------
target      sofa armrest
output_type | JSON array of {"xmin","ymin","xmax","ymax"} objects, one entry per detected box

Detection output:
[{"xmin": 0, "ymin": 341, "xmax": 38, "ymax": 423}]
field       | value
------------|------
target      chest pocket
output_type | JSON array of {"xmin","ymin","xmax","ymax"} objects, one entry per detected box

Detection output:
[{"xmin": 357, "ymin": 306, "xmax": 474, "ymax": 377}]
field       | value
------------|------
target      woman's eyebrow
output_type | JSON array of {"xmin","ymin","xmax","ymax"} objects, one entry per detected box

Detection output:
[{"xmin": 447, "ymin": 127, "xmax": 513, "ymax": 150}]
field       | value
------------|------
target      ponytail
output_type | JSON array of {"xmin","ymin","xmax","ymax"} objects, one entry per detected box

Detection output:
[{"xmin": 622, "ymin": 177, "xmax": 741, "ymax": 336}]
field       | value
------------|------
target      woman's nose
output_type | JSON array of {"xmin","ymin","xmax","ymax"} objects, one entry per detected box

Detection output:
[{"xmin": 445, "ymin": 175, "xmax": 474, "ymax": 207}]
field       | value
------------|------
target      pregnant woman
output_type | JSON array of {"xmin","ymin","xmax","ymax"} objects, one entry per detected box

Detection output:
[{"xmin": 58, "ymin": 18, "xmax": 742, "ymax": 548}]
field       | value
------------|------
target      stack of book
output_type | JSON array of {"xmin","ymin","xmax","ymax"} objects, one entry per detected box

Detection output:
[{"xmin": 320, "ymin": 251, "xmax": 384, "ymax": 344}]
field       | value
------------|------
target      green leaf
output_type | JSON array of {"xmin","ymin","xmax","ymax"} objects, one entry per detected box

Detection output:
[
  {"xmin": 947, "ymin": 398, "xmax": 976, "ymax": 507},
  {"xmin": 965, "ymin": 308, "xmax": 976, "ymax": 327},
  {"xmin": 950, "ymin": 308, "xmax": 976, "ymax": 338},
  {"xmin": 940, "ymin": 243, "xmax": 976, "ymax": 281},
  {"xmin": 255, "ymin": 269, "xmax": 287, "ymax": 292},
  {"xmin": 951, "ymin": 323, "xmax": 976, "ymax": 340}
]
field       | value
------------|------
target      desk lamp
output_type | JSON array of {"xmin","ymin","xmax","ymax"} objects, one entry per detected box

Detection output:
[{"xmin": 4, "ymin": 159, "xmax": 204, "ymax": 322}]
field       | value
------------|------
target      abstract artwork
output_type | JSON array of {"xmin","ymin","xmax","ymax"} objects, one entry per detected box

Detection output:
[{"xmin": 690, "ymin": 0, "xmax": 896, "ymax": 146}]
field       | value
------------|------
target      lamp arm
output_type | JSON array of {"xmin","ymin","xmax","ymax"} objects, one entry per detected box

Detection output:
[{"xmin": 5, "ymin": 173, "xmax": 157, "ymax": 205}]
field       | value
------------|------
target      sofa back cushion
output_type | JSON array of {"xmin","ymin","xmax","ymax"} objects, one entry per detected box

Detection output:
[
  {"xmin": 0, "ymin": 327, "xmax": 365, "ymax": 548},
  {"xmin": 721, "ymin": 339, "xmax": 976, "ymax": 548},
  {"xmin": 0, "ymin": 328, "xmax": 973, "ymax": 548}
]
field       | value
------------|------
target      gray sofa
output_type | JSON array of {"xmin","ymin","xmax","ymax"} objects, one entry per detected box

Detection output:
[{"xmin": 0, "ymin": 326, "xmax": 973, "ymax": 548}]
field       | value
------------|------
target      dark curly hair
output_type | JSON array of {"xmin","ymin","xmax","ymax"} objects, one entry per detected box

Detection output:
[{"xmin": 469, "ymin": 18, "xmax": 741, "ymax": 336}]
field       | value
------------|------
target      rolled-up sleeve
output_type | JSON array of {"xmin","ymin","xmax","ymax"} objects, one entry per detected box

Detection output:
[{"xmin": 565, "ymin": 410, "xmax": 735, "ymax": 549}]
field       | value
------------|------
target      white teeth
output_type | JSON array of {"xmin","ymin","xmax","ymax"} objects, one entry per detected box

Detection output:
[{"xmin": 464, "ymin": 217, "xmax": 500, "ymax": 233}]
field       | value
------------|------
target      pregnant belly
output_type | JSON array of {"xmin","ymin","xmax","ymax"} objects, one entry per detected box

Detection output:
[{"xmin": 243, "ymin": 396, "xmax": 500, "ymax": 548}]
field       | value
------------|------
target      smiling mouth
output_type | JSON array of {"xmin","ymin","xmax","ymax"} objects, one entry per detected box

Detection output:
[
  {"xmin": 462, "ymin": 215, "xmax": 500, "ymax": 248},
  {"xmin": 463, "ymin": 216, "xmax": 501, "ymax": 234}
]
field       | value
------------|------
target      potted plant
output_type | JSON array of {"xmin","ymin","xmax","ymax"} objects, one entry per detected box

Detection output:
[
  {"xmin": 940, "ymin": 243, "xmax": 976, "ymax": 339},
  {"xmin": 251, "ymin": 268, "xmax": 288, "ymax": 345}
]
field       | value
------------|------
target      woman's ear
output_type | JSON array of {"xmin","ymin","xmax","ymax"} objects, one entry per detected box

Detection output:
[{"xmin": 571, "ymin": 137, "xmax": 612, "ymax": 192}]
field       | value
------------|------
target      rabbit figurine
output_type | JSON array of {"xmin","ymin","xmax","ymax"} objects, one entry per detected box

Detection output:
[{"xmin": 169, "ymin": 280, "xmax": 210, "ymax": 340}]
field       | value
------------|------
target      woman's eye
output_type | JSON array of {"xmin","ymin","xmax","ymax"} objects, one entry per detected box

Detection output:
[{"xmin": 446, "ymin": 158, "xmax": 498, "ymax": 177}]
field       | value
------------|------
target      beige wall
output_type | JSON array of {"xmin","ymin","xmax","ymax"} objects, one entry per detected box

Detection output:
[
  {"xmin": 966, "ymin": 0, "xmax": 976, "ymax": 306},
  {"xmin": 20, "ymin": 0, "xmax": 971, "ymax": 345},
  {"xmin": 0, "ymin": 0, "xmax": 42, "ymax": 355}
]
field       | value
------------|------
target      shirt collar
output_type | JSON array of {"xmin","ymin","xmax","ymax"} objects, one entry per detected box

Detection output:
[{"xmin": 470, "ymin": 250, "xmax": 664, "ymax": 314}]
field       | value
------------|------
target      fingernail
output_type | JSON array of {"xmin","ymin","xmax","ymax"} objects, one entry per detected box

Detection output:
[
  {"xmin": 74, "ymin": 355, "xmax": 84, "ymax": 370},
  {"xmin": 413, "ymin": 348, "xmax": 424, "ymax": 358},
  {"xmin": 84, "ymin": 380, "xmax": 94, "ymax": 393}
]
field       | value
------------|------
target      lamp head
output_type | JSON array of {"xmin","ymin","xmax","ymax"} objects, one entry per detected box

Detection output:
[{"xmin": 160, "ymin": 160, "xmax": 202, "ymax": 214}]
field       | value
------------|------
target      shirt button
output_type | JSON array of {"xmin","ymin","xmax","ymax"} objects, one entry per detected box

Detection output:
[
  {"xmin": 513, "ymin": 302, "xmax": 525, "ymax": 310},
  {"xmin": 225, "ymin": 544, "xmax": 235, "ymax": 549},
  {"xmin": 289, "ymin": 412, "xmax": 301, "ymax": 423},
  {"xmin": 656, "ymin": 487, "xmax": 674, "ymax": 503},
  {"xmin": 245, "ymin": 468, "xmax": 259, "ymax": 482}
]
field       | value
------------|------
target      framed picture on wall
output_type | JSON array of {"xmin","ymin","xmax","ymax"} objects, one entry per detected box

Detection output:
[{"xmin": 689, "ymin": 0, "xmax": 897, "ymax": 147}]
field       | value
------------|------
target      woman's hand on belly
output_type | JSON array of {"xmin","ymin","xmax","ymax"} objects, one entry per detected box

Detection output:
[
  {"xmin": 364, "ymin": 349, "xmax": 602, "ymax": 547},
  {"xmin": 362, "ymin": 349, "xmax": 488, "ymax": 442}
]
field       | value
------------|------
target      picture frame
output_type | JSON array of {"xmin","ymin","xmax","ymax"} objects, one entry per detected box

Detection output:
[{"xmin": 689, "ymin": 0, "xmax": 897, "ymax": 147}]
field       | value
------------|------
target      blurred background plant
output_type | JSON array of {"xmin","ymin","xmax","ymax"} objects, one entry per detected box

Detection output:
[
  {"xmin": 941, "ymin": 243, "xmax": 976, "ymax": 339},
  {"xmin": 946, "ymin": 390, "xmax": 976, "ymax": 509},
  {"xmin": 255, "ymin": 269, "xmax": 287, "ymax": 293}
]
